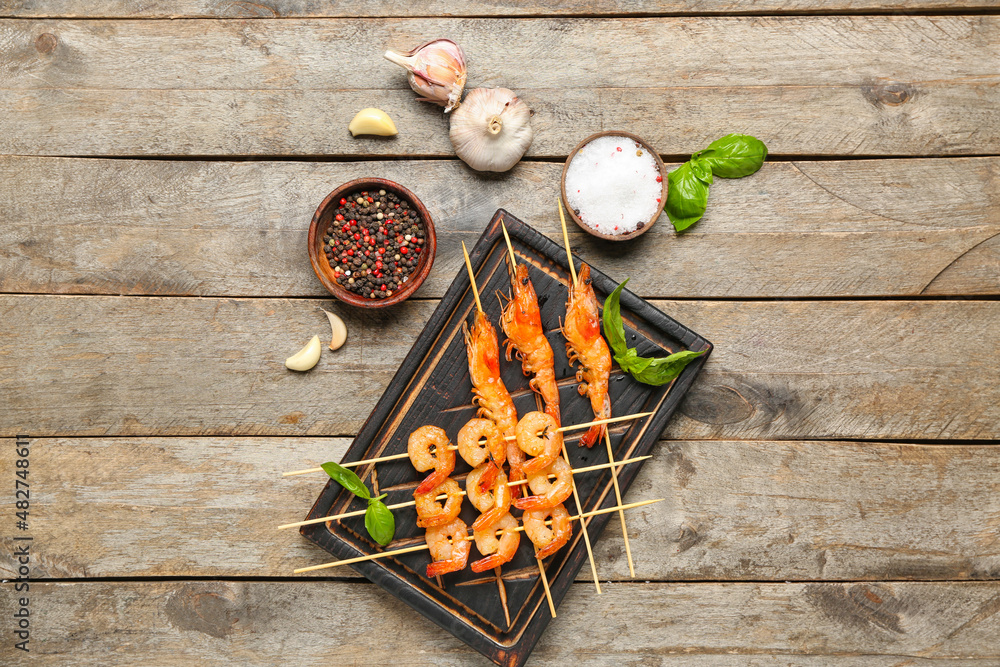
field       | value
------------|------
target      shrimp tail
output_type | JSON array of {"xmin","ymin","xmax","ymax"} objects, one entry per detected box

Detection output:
[
  {"xmin": 578, "ymin": 423, "xmax": 604, "ymax": 448},
  {"xmin": 580, "ymin": 394, "xmax": 612, "ymax": 448},
  {"xmin": 415, "ymin": 469, "xmax": 449, "ymax": 495},
  {"xmin": 471, "ymin": 552, "xmax": 513, "ymax": 573},
  {"xmin": 427, "ymin": 558, "xmax": 464, "ymax": 577},
  {"xmin": 417, "ymin": 513, "xmax": 456, "ymax": 528},
  {"xmin": 513, "ymin": 494, "xmax": 553, "ymax": 511},
  {"xmin": 472, "ymin": 506, "xmax": 507, "ymax": 532},
  {"xmin": 521, "ymin": 453, "xmax": 556, "ymax": 476},
  {"xmin": 535, "ymin": 537, "xmax": 569, "ymax": 559},
  {"xmin": 477, "ymin": 462, "xmax": 499, "ymax": 492}
]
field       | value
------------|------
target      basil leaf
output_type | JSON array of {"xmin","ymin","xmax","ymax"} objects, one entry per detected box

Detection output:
[
  {"xmin": 321, "ymin": 461, "xmax": 371, "ymax": 500},
  {"xmin": 694, "ymin": 134, "xmax": 767, "ymax": 179},
  {"xmin": 365, "ymin": 499, "xmax": 396, "ymax": 546},
  {"xmin": 665, "ymin": 162, "xmax": 710, "ymax": 232},
  {"xmin": 616, "ymin": 347, "xmax": 646, "ymax": 372},
  {"xmin": 602, "ymin": 279, "xmax": 702, "ymax": 386},
  {"xmin": 628, "ymin": 350, "xmax": 707, "ymax": 386},
  {"xmin": 689, "ymin": 157, "xmax": 714, "ymax": 185},
  {"xmin": 601, "ymin": 279, "xmax": 630, "ymax": 360}
]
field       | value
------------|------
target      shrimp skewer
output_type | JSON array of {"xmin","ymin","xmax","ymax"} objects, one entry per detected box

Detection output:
[
  {"xmin": 407, "ymin": 425, "xmax": 457, "ymax": 494},
  {"xmin": 426, "ymin": 518, "xmax": 472, "ymax": 577},
  {"xmin": 471, "ymin": 512, "xmax": 520, "ymax": 572},
  {"xmin": 278, "ymin": 454, "xmax": 652, "ymax": 530},
  {"xmin": 499, "ymin": 223, "xmax": 560, "ymax": 424},
  {"xmin": 461, "ymin": 239, "xmax": 531, "ymax": 611},
  {"xmin": 457, "ymin": 418, "xmax": 506, "ymax": 492},
  {"xmin": 563, "ymin": 263, "xmax": 612, "ymax": 448},
  {"xmin": 516, "ymin": 411, "xmax": 562, "ymax": 476},
  {"xmin": 462, "ymin": 241, "xmax": 524, "ymax": 496},
  {"xmin": 464, "ymin": 310, "xmax": 524, "ymax": 493},
  {"xmin": 293, "ymin": 498, "xmax": 666, "ymax": 573},
  {"xmin": 413, "ymin": 477, "xmax": 464, "ymax": 528},
  {"xmin": 513, "ymin": 456, "xmax": 573, "ymax": 511},
  {"xmin": 523, "ymin": 503, "xmax": 572, "ymax": 559},
  {"xmin": 467, "ymin": 464, "xmax": 512, "ymax": 531},
  {"xmin": 280, "ymin": 412, "xmax": 653, "ymax": 477}
]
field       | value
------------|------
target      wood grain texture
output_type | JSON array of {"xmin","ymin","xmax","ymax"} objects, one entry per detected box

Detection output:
[
  {"xmin": 2, "ymin": 437, "xmax": 997, "ymax": 582},
  {"xmin": 0, "ymin": 296, "xmax": 997, "ymax": 440},
  {"xmin": 2, "ymin": 17, "xmax": 998, "ymax": 156},
  {"xmin": 2, "ymin": 156, "xmax": 997, "ymax": 298},
  {"xmin": 3, "ymin": 580, "xmax": 999, "ymax": 664},
  {"xmin": 4, "ymin": 0, "xmax": 1000, "ymax": 19}
]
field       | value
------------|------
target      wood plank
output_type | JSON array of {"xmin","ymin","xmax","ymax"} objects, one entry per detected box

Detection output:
[
  {"xmin": 2, "ymin": 17, "xmax": 998, "ymax": 156},
  {"xmin": 2, "ymin": 157, "xmax": 997, "ymax": 298},
  {"xmin": 5, "ymin": 0, "xmax": 1000, "ymax": 19},
  {"xmin": 2, "ymin": 580, "xmax": 998, "ymax": 664},
  {"xmin": 0, "ymin": 296, "xmax": 996, "ymax": 440},
  {"xmin": 6, "ymin": 84, "xmax": 996, "ymax": 157},
  {"xmin": 6, "ymin": 18, "xmax": 998, "ymax": 90},
  {"xmin": 2, "ymin": 437, "xmax": 998, "ymax": 581}
]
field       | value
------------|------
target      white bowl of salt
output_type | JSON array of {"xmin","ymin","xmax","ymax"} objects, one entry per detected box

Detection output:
[{"xmin": 561, "ymin": 131, "xmax": 668, "ymax": 241}]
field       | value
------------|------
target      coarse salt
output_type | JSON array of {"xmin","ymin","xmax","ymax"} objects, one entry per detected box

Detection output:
[{"xmin": 564, "ymin": 135, "xmax": 662, "ymax": 235}]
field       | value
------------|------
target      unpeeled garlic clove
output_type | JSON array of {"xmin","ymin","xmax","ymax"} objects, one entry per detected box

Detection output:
[
  {"xmin": 320, "ymin": 308, "xmax": 348, "ymax": 351},
  {"xmin": 349, "ymin": 108, "xmax": 398, "ymax": 137},
  {"xmin": 285, "ymin": 335, "xmax": 322, "ymax": 371},
  {"xmin": 449, "ymin": 88, "xmax": 534, "ymax": 172},
  {"xmin": 384, "ymin": 39, "xmax": 467, "ymax": 113}
]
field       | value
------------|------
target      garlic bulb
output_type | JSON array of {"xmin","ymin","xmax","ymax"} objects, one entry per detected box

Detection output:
[
  {"xmin": 449, "ymin": 88, "xmax": 534, "ymax": 173},
  {"xmin": 383, "ymin": 39, "xmax": 467, "ymax": 113}
]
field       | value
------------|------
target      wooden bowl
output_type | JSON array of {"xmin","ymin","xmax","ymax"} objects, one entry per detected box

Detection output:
[
  {"xmin": 308, "ymin": 178, "xmax": 436, "ymax": 308},
  {"xmin": 560, "ymin": 130, "xmax": 668, "ymax": 242}
]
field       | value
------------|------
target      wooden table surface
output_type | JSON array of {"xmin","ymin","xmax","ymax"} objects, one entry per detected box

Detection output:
[{"xmin": 2, "ymin": 1, "xmax": 999, "ymax": 664}]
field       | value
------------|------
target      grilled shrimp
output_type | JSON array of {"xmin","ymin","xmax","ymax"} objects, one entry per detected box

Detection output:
[
  {"xmin": 516, "ymin": 411, "xmax": 563, "ymax": 476},
  {"xmin": 471, "ymin": 512, "xmax": 520, "ymax": 573},
  {"xmin": 500, "ymin": 263, "xmax": 561, "ymax": 423},
  {"xmin": 457, "ymin": 418, "xmax": 506, "ymax": 491},
  {"xmin": 563, "ymin": 264, "xmax": 612, "ymax": 448},
  {"xmin": 513, "ymin": 456, "xmax": 573, "ymax": 511},
  {"xmin": 467, "ymin": 464, "xmax": 512, "ymax": 532},
  {"xmin": 523, "ymin": 503, "xmax": 572, "ymax": 559},
  {"xmin": 414, "ymin": 477, "xmax": 464, "ymax": 528},
  {"xmin": 425, "ymin": 517, "xmax": 471, "ymax": 577},
  {"xmin": 408, "ymin": 425, "xmax": 457, "ymax": 494},
  {"xmin": 463, "ymin": 311, "xmax": 524, "ymax": 494}
]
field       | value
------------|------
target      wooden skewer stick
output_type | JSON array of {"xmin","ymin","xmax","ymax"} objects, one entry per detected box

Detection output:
[
  {"xmin": 604, "ymin": 429, "xmax": 635, "ymax": 578},
  {"xmin": 495, "ymin": 565, "xmax": 512, "ymax": 627},
  {"xmin": 292, "ymin": 498, "xmax": 663, "ymax": 573},
  {"xmin": 557, "ymin": 197, "xmax": 578, "ymax": 287},
  {"xmin": 281, "ymin": 412, "xmax": 654, "ymax": 476},
  {"xmin": 537, "ymin": 557, "xmax": 556, "ymax": 618},
  {"xmin": 461, "ymin": 241, "xmax": 484, "ymax": 313},
  {"xmin": 278, "ymin": 455, "xmax": 652, "ymax": 530},
  {"xmin": 506, "ymin": 454, "xmax": 650, "ymax": 487},
  {"xmin": 561, "ymin": 441, "xmax": 601, "ymax": 594},
  {"xmin": 500, "ymin": 221, "xmax": 518, "ymax": 270},
  {"xmin": 501, "ymin": 411, "xmax": 653, "ymax": 442}
]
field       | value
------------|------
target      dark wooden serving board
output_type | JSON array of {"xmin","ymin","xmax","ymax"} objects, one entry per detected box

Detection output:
[{"xmin": 301, "ymin": 210, "xmax": 711, "ymax": 667}]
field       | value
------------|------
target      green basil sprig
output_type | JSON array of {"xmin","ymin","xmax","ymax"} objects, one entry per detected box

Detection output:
[
  {"xmin": 665, "ymin": 134, "xmax": 767, "ymax": 232},
  {"xmin": 602, "ymin": 279, "xmax": 707, "ymax": 386},
  {"xmin": 321, "ymin": 461, "xmax": 395, "ymax": 546}
]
